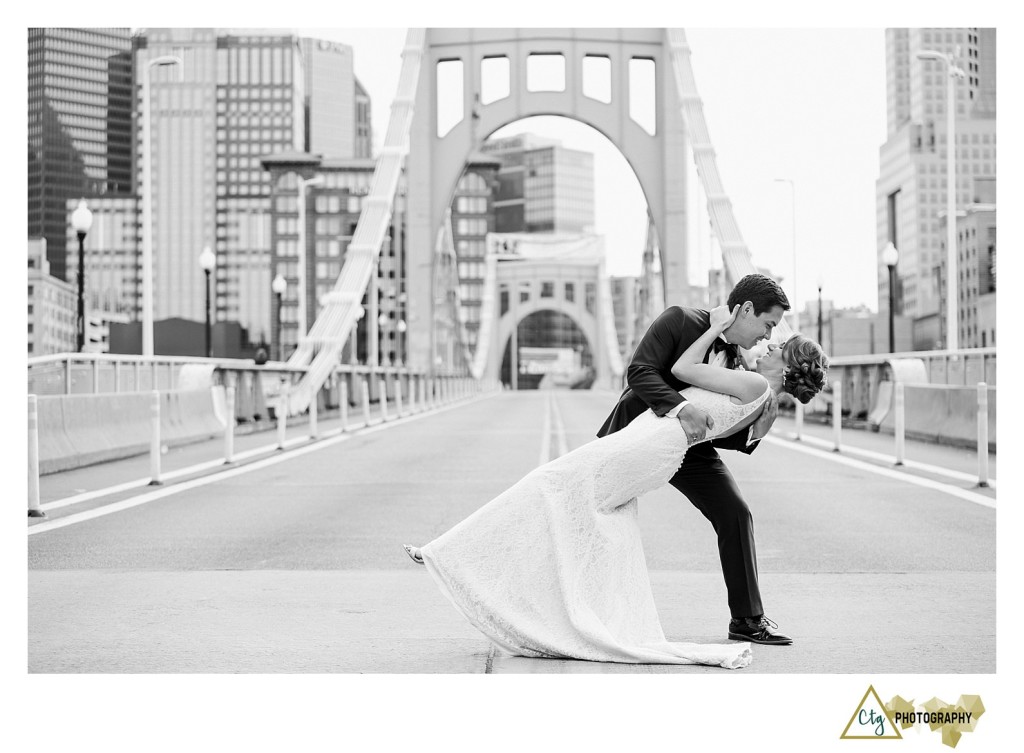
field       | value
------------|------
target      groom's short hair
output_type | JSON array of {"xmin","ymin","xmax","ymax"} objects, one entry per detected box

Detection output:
[{"xmin": 727, "ymin": 274, "xmax": 791, "ymax": 315}]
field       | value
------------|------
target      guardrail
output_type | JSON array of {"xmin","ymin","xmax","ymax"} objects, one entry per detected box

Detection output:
[
  {"xmin": 27, "ymin": 364, "xmax": 502, "ymax": 517},
  {"xmin": 806, "ymin": 379, "xmax": 994, "ymax": 487},
  {"xmin": 27, "ymin": 353, "xmax": 306, "ymax": 398},
  {"xmin": 818, "ymin": 347, "xmax": 996, "ymax": 421},
  {"xmin": 26, "ymin": 353, "xmax": 480, "ymax": 423}
]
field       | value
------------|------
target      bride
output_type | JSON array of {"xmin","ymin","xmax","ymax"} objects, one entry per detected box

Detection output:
[{"xmin": 404, "ymin": 305, "xmax": 828, "ymax": 669}]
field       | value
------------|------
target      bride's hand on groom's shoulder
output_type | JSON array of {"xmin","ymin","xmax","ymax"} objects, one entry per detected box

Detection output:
[{"xmin": 710, "ymin": 304, "xmax": 740, "ymax": 331}]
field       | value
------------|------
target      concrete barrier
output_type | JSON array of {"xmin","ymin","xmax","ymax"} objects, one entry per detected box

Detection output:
[
  {"xmin": 36, "ymin": 397, "xmax": 78, "ymax": 469},
  {"xmin": 162, "ymin": 389, "xmax": 226, "ymax": 444},
  {"xmin": 865, "ymin": 359, "xmax": 928, "ymax": 427},
  {"xmin": 38, "ymin": 389, "xmax": 226, "ymax": 475},
  {"xmin": 880, "ymin": 384, "xmax": 996, "ymax": 450}
]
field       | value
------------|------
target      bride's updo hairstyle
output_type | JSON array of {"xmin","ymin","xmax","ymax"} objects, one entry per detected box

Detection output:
[{"xmin": 782, "ymin": 335, "xmax": 829, "ymax": 404}]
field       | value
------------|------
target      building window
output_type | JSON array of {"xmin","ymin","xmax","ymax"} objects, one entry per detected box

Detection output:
[
  {"xmin": 456, "ymin": 217, "xmax": 487, "ymax": 235},
  {"xmin": 541, "ymin": 281, "xmax": 554, "ymax": 298},
  {"xmin": 565, "ymin": 282, "xmax": 575, "ymax": 302}
]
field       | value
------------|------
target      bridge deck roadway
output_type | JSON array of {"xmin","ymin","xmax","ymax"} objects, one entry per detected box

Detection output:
[{"xmin": 28, "ymin": 389, "xmax": 995, "ymax": 674}]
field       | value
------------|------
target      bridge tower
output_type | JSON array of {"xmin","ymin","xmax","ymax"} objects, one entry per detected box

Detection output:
[
  {"xmin": 405, "ymin": 28, "xmax": 694, "ymax": 374},
  {"xmin": 282, "ymin": 28, "xmax": 778, "ymax": 414}
]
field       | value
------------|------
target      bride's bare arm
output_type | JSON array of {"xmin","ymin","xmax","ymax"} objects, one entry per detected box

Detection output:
[{"xmin": 671, "ymin": 306, "xmax": 768, "ymax": 404}]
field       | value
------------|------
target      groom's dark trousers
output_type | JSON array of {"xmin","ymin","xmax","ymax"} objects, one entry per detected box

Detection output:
[{"xmin": 597, "ymin": 305, "xmax": 764, "ymax": 620}]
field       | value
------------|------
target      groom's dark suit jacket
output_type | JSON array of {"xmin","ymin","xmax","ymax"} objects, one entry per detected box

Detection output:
[{"xmin": 597, "ymin": 305, "xmax": 759, "ymax": 456}]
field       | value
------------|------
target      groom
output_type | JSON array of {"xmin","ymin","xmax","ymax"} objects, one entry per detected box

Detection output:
[{"xmin": 597, "ymin": 273, "xmax": 793, "ymax": 645}]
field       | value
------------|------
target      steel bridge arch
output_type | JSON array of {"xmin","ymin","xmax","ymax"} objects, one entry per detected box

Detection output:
[{"xmin": 406, "ymin": 28, "xmax": 693, "ymax": 374}]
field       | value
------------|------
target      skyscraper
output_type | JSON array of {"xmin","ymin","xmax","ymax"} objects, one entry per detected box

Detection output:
[
  {"xmin": 481, "ymin": 133, "xmax": 595, "ymax": 234},
  {"xmin": 876, "ymin": 28, "xmax": 996, "ymax": 345},
  {"xmin": 130, "ymin": 29, "xmax": 372, "ymax": 346},
  {"xmin": 300, "ymin": 37, "xmax": 372, "ymax": 159},
  {"xmin": 28, "ymin": 28, "xmax": 133, "ymax": 280}
]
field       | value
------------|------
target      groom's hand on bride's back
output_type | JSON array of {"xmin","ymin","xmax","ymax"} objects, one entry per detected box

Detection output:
[
  {"xmin": 677, "ymin": 403, "xmax": 714, "ymax": 443},
  {"xmin": 749, "ymin": 391, "xmax": 779, "ymax": 442}
]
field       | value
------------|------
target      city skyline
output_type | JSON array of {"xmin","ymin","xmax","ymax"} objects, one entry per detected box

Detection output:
[{"xmin": 19, "ymin": 23, "xmax": 1005, "ymax": 359}]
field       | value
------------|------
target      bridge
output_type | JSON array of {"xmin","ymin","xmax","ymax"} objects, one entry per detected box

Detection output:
[
  {"xmin": 28, "ymin": 379, "xmax": 995, "ymax": 674},
  {"xmin": 26, "ymin": 27, "xmax": 997, "ymax": 679},
  {"xmin": 274, "ymin": 28, "xmax": 780, "ymax": 415}
]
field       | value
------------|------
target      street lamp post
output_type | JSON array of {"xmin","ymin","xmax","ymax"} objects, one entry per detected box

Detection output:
[
  {"xmin": 272, "ymin": 273, "xmax": 287, "ymax": 361},
  {"xmin": 882, "ymin": 242, "xmax": 899, "ymax": 353},
  {"xmin": 816, "ymin": 275, "xmax": 824, "ymax": 347},
  {"xmin": 199, "ymin": 245, "xmax": 215, "ymax": 358},
  {"xmin": 917, "ymin": 47, "xmax": 965, "ymax": 351},
  {"xmin": 71, "ymin": 199, "xmax": 93, "ymax": 353},
  {"xmin": 295, "ymin": 174, "xmax": 325, "ymax": 345},
  {"xmin": 774, "ymin": 178, "xmax": 797, "ymax": 327},
  {"xmin": 141, "ymin": 54, "xmax": 183, "ymax": 357}
]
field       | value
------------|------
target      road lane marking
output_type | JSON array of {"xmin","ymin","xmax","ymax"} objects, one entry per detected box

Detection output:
[
  {"xmin": 778, "ymin": 431, "xmax": 996, "ymax": 488},
  {"xmin": 763, "ymin": 436, "xmax": 995, "ymax": 509},
  {"xmin": 539, "ymin": 393, "xmax": 552, "ymax": 466},
  {"xmin": 29, "ymin": 391, "xmax": 500, "ymax": 536},
  {"xmin": 549, "ymin": 393, "xmax": 568, "ymax": 458}
]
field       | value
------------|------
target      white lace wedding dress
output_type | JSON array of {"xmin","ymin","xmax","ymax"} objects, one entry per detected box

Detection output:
[{"xmin": 419, "ymin": 383, "xmax": 772, "ymax": 669}]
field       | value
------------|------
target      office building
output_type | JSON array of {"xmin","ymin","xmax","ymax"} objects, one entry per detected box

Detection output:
[
  {"xmin": 28, "ymin": 239, "xmax": 77, "ymax": 356},
  {"xmin": 28, "ymin": 28, "xmax": 133, "ymax": 281},
  {"xmin": 261, "ymin": 152, "xmax": 405, "ymax": 363},
  {"xmin": 451, "ymin": 151, "xmax": 501, "ymax": 355},
  {"xmin": 481, "ymin": 133, "xmax": 595, "ymax": 234},
  {"xmin": 938, "ymin": 178, "xmax": 996, "ymax": 348},
  {"xmin": 300, "ymin": 37, "xmax": 373, "ymax": 159},
  {"xmin": 876, "ymin": 28, "xmax": 996, "ymax": 337},
  {"xmin": 130, "ymin": 28, "xmax": 372, "ymax": 348},
  {"xmin": 64, "ymin": 195, "xmax": 139, "ymax": 319}
]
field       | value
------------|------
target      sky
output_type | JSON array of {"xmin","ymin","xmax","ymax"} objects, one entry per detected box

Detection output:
[{"xmin": 299, "ymin": 27, "xmax": 888, "ymax": 313}]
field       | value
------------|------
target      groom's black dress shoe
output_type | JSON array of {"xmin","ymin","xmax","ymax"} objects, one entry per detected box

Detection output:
[{"xmin": 728, "ymin": 615, "xmax": 793, "ymax": 645}]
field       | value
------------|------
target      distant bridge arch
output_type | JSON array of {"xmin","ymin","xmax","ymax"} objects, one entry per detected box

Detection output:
[{"xmin": 495, "ymin": 304, "xmax": 597, "ymax": 389}]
